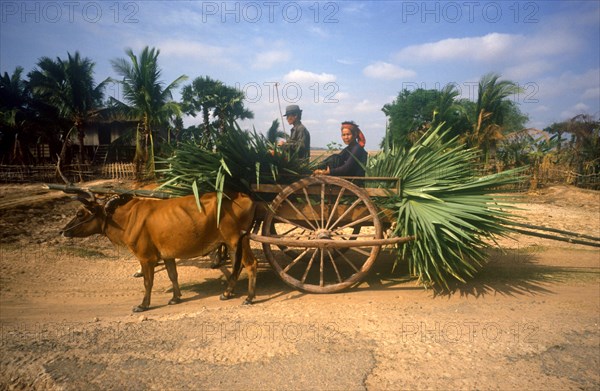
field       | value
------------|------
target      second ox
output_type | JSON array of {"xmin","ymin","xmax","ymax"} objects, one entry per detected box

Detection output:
[{"xmin": 61, "ymin": 191, "xmax": 257, "ymax": 312}]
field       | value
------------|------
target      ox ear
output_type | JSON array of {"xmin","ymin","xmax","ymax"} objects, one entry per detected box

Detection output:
[{"xmin": 104, "ymin": 194, "xmax": 132, "ymax": 215}]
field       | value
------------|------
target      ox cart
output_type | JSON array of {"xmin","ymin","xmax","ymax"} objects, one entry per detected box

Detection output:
[
  {"xmin": 49, "ymin": 175, "xmax": 413, "ymax": 295},
  {"xmin": 248, "ymin": 175, "xmax": 413, "ymax": 293}
]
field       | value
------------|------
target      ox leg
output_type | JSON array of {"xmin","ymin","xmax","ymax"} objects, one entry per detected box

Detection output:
[
  {"xmin": 241, "ymin": 237, "xmax": 257, "ymax": 305},
  {"xmin": 220, "ymin": 244, "xmax": 242, "ymax": 301},
  {"xmin": 210, "ymin": 244, "xmax": 229, "ymax": 269},
  {"xmin": 133, "ymin": 261, "xmax": 157, "ymax": 312},
  {"xmin": 133, "ymin": 260, "xmax": 163, "ymax": 278},
  {"xmin": 220, "ymin": 236, "xmax": 257, "ymax": 305},
  {"xmin": 164, "ymin": 259, "xmax": 182, "ymax": 305}
]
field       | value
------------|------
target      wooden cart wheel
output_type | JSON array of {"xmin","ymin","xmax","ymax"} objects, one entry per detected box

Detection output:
[{"xmin": 261, "ymin": 176, "xmax": 383, "ymax": 293}]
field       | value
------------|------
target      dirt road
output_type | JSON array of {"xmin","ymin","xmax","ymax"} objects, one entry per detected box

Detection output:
[{"xmin": 1, "ymin": 183, "xmax": 598, "ymax": 390}]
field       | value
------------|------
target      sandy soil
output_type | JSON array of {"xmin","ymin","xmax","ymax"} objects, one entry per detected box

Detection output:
[{"xmin": 1, "ymin": 182, "xmax": 598, "ymax": 390}]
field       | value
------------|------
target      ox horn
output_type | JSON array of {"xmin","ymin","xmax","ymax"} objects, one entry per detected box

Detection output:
[
  {"xmin": 76, "ymin": 191, "xmax": 97, "ymax": 207},
  {"xmin": 57, "ymin": 154, "xmax": 97, "ymax": 205},
  {"xmin": 56, "ymin": 155, "xmax": 72, "ymax": 186}
]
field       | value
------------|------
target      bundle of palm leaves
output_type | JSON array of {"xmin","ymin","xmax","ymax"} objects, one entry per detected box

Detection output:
[
  {"xmin": 156, "ymin": 121, "xmax": 312, "ymax": 196},
  {"xmin": 368, "ymin": 124, "xmax": 525, "ymax": 288}
]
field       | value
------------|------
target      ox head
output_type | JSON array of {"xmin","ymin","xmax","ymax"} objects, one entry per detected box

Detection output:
[
  {"xmin": 61, "ymin": 191, "xmax": 104, "ymax": 237},
  {"xmin": 61, "ymin": 192, "xmax": 132, "ymax": 238},
  {"xmin": 55, "ymin": 158, "xmax": 134, "ymax": 238}
]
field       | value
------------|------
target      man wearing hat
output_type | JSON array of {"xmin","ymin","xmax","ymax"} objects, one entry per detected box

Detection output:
[{"xmin": 279, "ymin": 104, "xmax": 310, "ymax": 159}]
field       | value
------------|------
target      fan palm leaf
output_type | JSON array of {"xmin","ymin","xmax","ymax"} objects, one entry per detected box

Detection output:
[{"xmin": 369, "ymin": 123, "xmax": 525, "ymax": 288}]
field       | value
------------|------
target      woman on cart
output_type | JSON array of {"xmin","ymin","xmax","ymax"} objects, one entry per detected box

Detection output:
[{"xmin": 314, "ymin": 121, "xmax": 367, "ymax": 177}]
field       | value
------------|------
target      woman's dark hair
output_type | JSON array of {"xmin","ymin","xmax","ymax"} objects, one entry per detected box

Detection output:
[
  {"xmin": 341, "ymin": 121, "xmax": 359, "ymax": 138},
  {"xmin": 341, "ymin": 120, "xmax": 366, "ymax": 147}
]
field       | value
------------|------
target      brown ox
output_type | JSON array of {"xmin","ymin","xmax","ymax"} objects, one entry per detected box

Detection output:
[{"xmin": 61, "ymin": 191, "xmax": 257, "ymax": 312}]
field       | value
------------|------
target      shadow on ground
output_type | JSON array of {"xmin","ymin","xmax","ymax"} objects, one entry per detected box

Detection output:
[
  {"xmin": 350, "ymin": 247, "xmax": 597, "ymax": 299},
  {"xmin": 165, "ymin": 247, "xmax": 597, "ymax": 304}
]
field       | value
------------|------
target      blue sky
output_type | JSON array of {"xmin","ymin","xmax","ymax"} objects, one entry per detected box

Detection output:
[{"xmin": 1, "ymin": 1, "xmax": 599, "ymax": 148}]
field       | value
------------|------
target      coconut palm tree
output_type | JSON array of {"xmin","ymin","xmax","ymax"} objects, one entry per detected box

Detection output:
[
  {"xmin": 0, "ymin": 66, "xmax": 28, "ymax": 128},
  {"xmin": 110, "ymin": 46, "xmax": 187, "ymax": 177},
  {"xmin": 0, "ymin": 66, "xmax": 30, "ymax": 163},
  {"xmin": 430, "ymin": 84, "xmax": 471, "ymax": 140},
  {"xmin": 467, "ymin": 73, "xmax": 523, "ymax": 167},
  {"xmin": 28, "ymin": 52, "xmax": 108, "ymax": 167}
]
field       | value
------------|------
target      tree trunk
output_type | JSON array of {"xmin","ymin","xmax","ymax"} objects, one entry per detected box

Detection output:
[
  {"xmin": 133, "ymin": 123, "xmax": 145, "ymax": 179},
  {"xmin": 202, "ymin": 107, "xmax": 211, "ymax": 148},
  {"xmin": 75, "ymin": 118, "xmax": 86, "ymax": 166}
]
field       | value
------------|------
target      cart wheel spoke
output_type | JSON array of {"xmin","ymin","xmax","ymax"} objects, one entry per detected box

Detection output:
[
  {"xmin": 319, "ymin": 248, "xmax": 327, "ymax": 287},
  {"xmin": 283, "ymin": 197, "xmax": 318, "ymax": 231},
  {"xmin": 328, "ymin": 198, "xmax": 363, "ymax": 231},
  {"xmin": 325, "ymin": 187, "xmax": 346, "ymax": 230},
  {"xmin": 302, "ymin": 187, "xmax": 321, "ymax": 229},
  {"xmin": 348, "ymin": 246, "xmax": 372, "ymax": 257},
  {"xmin": 273, "ymin": 214, "xmax": 313, "ymax": 231},
  {"xmin": 333, "ymin": 248, "xmax": 361, "ymax": 273},
  {"xmin": 282, "ymin": 248, "xmax": 311, "ymax": 273},
  {"xmin": 300, "ymin": 248, "xmax": 319, "ymax": 284},
  {"xmin": 326, "ymin": 249, "xmax": 343, "ymax": 283},
  {"xmin": 336, "ymin": 214, "xmax": 374, "ymax": 231},
  {"xmin": 320, "ymin": 183, "xmax": 326, "ymax": 229}
]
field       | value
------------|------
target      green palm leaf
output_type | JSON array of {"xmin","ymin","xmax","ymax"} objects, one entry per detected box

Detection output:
[{"xmin": 369, "ymin": 123, "xmax": 525, "ymax": 288}]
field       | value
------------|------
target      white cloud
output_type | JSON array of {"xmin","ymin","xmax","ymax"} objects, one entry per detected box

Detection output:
[
  {"xmin": 561, "ymin": 102, "xmax": 591, "ymax": 119},
  {"xmin": 336, "ymin": 59, "xmax": 354, "ymax": 65},
  {"xmin": 582, "ymin": 87, "xmax": 600, "ymax": 100},
  {"xmin": 363, "ymin": 62, "xmax": 416, "ymax": 80},
  {"xmin": 532, "ymin": 105, "xmax": 550, "ymax": 113},
  {"xmin": 308, "ymin": 26, "xmax": 330, "ymax": 39},
  {"xmin": 536, "ymin": 68, "xmax": 600, "ymax": 100},
  {"xmin": 157, "ymin": 39, "xmax": 232, "ymax": 65},
  {"xmin": 335, "ymin": 92, "xmax": 350, "ymax": 101},
  {"xmin": 394, "ymin": 30, "xmax": 580, "ymax": 68},
  {"xmin": 252, "ymin": 50, "xmax": 291, "ymax": 70},
  {"xmin": 354, "ymin": 99, "xmax": 382, "ymax": 113},
  {"xmin": 395, "ymin": 33, "xmax": 517, "ymax": 63},
  {"xmin": 283, "ymin": 69, "xmax": 336, "ymax": 83},
  {"xmin": 503, "ymin": 61, "xmax": 554, "ymax": 80}
]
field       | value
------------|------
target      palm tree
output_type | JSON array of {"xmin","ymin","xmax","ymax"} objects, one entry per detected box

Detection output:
[
  {"xmin": 431, "ymin": 84, "xmax": 471, "ymax": 140},
  {"xmin": 212, "ymin": 82, "xmax": 254, "ymax": 132},
  {"xmin": 181, "ymin": 76, "xmax": 220, "ymax": 147},
  {"xmin": 181, "ymin": 76, "xmax": 253, "ymax": 148},
  {"xmin": 28, "ymin": 52, "xmax": 108, "ymax": 166},
  {"xmin": 0, "ymin": 67, "xmax": 28, "ymax": 127},
  {"xmin": 110, "ymin": 46, "xmax": 187, "ymax": 177},
  {"xmin": 468, "ymin": 73, "xmax": 523, "ymax": 167},
  {"xmin": 0, "ymin": 67, "xmax": 30, "ymax": 163}
]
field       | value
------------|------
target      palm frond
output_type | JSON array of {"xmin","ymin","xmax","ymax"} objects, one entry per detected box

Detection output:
[
  {"xmin": 156, "ymin": 122, "xmax": 312, "ymax": 196},
  {"xmin": 369, "ymin": 124, "xmax": 526, "ymax": 288}
]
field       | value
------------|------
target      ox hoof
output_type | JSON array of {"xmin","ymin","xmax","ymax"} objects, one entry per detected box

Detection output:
[
  {"xmin": 242, "ymin": 298, "xmax": 254, "ymax": 306},
  {"xmin": 219, "ymin": 293, "xmax": 232, "ymax": 301},
  {"xmin": 168, "ymin": 297, "xmax": 182, "ymax": 305},
  {"xmin": 132, "ymin": 271, "xmax": 143, "ymax": 278},
  {"xmin": 132, "ymin": 305, "xmax": 148, "ymax": 312}
]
